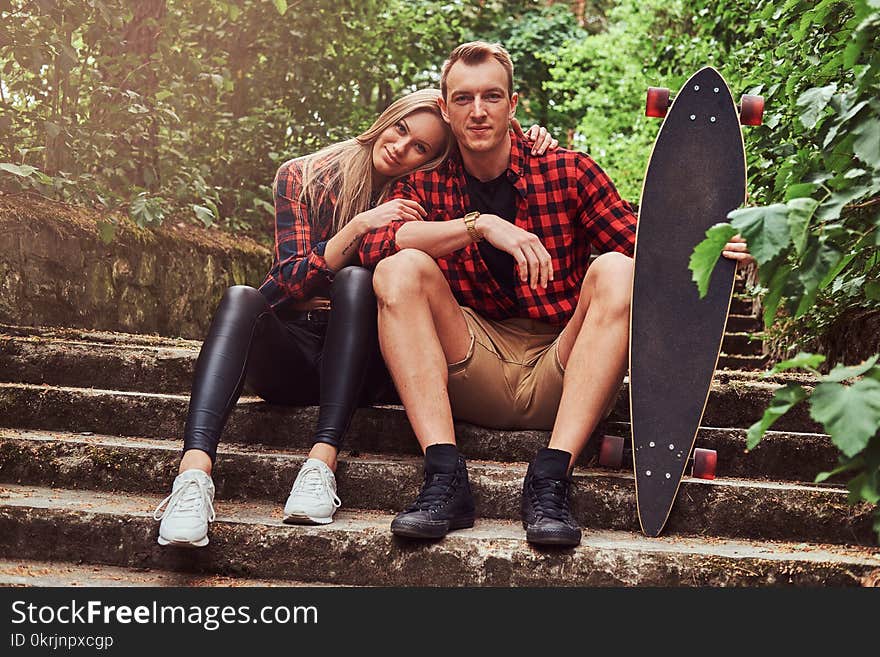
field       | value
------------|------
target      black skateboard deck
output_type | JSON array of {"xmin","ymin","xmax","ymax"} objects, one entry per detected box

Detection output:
[{"xmin": 630, "ymin": 66, "xmax": 749, "ymax": 537}]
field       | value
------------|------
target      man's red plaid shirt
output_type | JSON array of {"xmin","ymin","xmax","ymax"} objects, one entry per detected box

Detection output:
[{"xmin": 358, "ymin": 133, "xmax": 637, "ymax": 326}]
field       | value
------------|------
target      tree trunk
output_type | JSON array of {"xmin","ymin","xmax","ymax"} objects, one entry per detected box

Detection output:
[{"xmin": 96, "ymin": 0, "xmax": 167, "ymax": 190}]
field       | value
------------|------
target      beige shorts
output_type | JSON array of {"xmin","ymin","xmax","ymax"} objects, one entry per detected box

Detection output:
[{"xmin": 447, "ymin": 307, "xmax": 565, "ymax": 430}]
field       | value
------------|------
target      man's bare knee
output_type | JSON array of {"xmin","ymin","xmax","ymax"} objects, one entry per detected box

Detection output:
[
  {"xmin": 581, "ymin": 252, "xmax": 633, "ymax": 321},
  {"xmin": 374, "ymin": 249, "xmax": 439, "ymax": 307}
]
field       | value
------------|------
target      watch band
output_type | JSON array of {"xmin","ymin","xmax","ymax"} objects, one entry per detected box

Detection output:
[{"xmin": 463, "ymin": 211, "xmax": 483, "ymax": 242}]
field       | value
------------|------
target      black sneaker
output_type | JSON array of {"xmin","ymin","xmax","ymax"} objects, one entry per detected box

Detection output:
[
  {"xmin": 391, "ymin": 444, "xmax": 475, "ymax": 539},
  {"xmin": 521, "ymin": 448, "xmax": 582, "ymax": 547}
]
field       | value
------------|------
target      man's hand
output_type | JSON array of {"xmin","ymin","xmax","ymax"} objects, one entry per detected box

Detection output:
[
  {"xmin": 355, "ymin": 199, "xmax": 426, "ymax": 231},
  {"xmin": 475, "ymin": 213, "xmax": 554, "ymax": 289},
  {"xmin": 722, "ymin": 234, "xmax": 754, "ymax": 264},
  {"xmin": 511, "ymin": 118, "xmax": 559, "ymax": 155}
]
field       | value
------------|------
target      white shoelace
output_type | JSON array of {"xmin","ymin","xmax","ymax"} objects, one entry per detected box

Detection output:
[
  {"xmin": 153, "ymin": 476, "xmax": 216, "ymax": 522},
  {"xmin": 291, "ymin": 463, "xmax": 341, "ymax": 508}
]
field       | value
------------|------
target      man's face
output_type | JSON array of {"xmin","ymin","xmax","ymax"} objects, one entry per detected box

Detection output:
[{"xmin": 440, "ymin": 58, "xmax": 518, "ymax": 155}]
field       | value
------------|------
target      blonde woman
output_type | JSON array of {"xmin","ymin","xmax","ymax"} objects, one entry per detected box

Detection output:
[{"xmin": 152, "ymin": 89, "xmax": 557, "ymax": 547}]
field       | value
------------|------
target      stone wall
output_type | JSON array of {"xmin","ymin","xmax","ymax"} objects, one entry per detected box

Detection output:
[{"xmin": 0, "ymin": 196, "xmax": 271, "ymax": 339}]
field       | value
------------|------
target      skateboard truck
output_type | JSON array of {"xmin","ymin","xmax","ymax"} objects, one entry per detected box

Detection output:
[
  {"xmin": 597, "ymin": 435, "xmax": 717, "ymax": 480},
  {"xmin": 646, "ymin": 86, "xmax": 764, "ymax": 126}
]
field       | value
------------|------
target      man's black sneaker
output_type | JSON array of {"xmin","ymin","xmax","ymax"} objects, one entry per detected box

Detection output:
[
  {"xmin": 521, "ymin": 448, "xmax": 582, "ymax": 547},
  {"xmin": 391, "ymin": 444, "xmax": 475, "ymax": 539}
]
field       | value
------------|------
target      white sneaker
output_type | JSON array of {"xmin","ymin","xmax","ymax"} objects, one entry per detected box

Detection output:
[
  {"xmin": 153, "ymin": 469, "xmax": 216, "ymax": 547},
  {"xmin": 283, "ymin": 458, "xmax": 341, "ymax": 525}
]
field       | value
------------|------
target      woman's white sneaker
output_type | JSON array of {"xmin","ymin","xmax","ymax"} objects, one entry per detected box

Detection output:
[
  {"xmin": 283, "ymin": 458, "xmax": 341, "ymax": 525},
  {"xmin": 154, "ymin": 469, "xmax": 216, "ymax": 547}
]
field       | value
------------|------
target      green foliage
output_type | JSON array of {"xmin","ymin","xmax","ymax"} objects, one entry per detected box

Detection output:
[
  {"xmin": 477, "ymin": 2, "xmax": 588, "ymax": 135},
  {"xmin": 748, "ymin": 358, "xmax": 880, "ymax": 525},
  {"xmin": 745, "ymin": 384, "xmax": 809, "ymax": 450},
  {"xmin": 0, "ymin": 0, "xmax": 521, "ymax": 233},
  {"xmin": 690, "ymin": 223, "xmax": 737, "ymax": 297},
  {"xmin": 545, "ymin": 0, "xmax": 680, "ymax": 200},
  {"xmin": 663, "ymin": 0, "xmax": 880, "ymax": 539}
]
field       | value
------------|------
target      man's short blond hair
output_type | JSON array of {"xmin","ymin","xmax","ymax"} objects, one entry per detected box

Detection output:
[{"xmin": 440, "ymin": 41, "xmax": 514, "ymax": 99}]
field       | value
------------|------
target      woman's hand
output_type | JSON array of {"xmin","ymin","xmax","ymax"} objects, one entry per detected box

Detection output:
[
  {"xmin": 511, "ymin": 118, "xmax": 559, "ymax": 155},
  {"xmin": 722, "ymin": 234, "xmax": 755, "ymax": 264},
  {"xmin": 355, "ymin": 198, "xmax": 427, "ymax": 232}
]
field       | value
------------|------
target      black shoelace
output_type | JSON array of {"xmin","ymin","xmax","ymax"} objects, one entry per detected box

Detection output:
[
  {"xmin": 530, "ymin": 476, "xmax": 575, "ymax": 522},
  {"xmin": 407, "ymin": 472, "xmax": 457, "ymax": 512}
]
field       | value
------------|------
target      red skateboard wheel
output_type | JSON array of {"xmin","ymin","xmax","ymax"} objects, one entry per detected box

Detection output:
[
  {"xmin": 598, "ymin": 435, "xmax": 625, "ymax": 468},
  {"xmin": 740, "ymin": 94, "xmax": 764, "ymax": 126},
  {"xmin": 692, "ymin": 448, "xmax": 717, "ymax": 480},
  {"xmin": 646, "ymin": 87, "xmax": 671, "ymax": 118}
]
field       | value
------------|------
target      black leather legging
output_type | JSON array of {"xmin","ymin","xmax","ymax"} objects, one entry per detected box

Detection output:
[{"xmin": 183, "ymin": 266, "xmax": 390, "ymax": 463}]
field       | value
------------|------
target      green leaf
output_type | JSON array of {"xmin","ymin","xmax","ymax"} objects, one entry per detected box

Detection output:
[
  {"xmin": 762, "ymin": 262, "xmax": 792, "ymax": 328},
  {"xmin": 767, "ymin": 352, "xmax": 826, "ymax": 376},
  {"xmin": 809, "ymin": 379, "xmax": 880, "ymax": 457},
  {"xmin": 689, "ymin": 223, "xmax": 737, "ymax": 298},
  {"xmin": 815, "ymin": 457, "xmax": 863, "ymax": 483},
  {"xmin": 784, "ymin": 183, "xmax": 818, "ymax": 201},
  {"xmin": 96, "ymin": 220, "xmax": 116, "ymax": 244},
  {"xmin": 0, "ymin": 162, "xmax": 38, "ymax": 177},
  {"xmin": 866, "ymin": 281, "xmax": 880, "ymax": 300},
  {"xmin": 796, "ymin": 84, "xmax": 837, "ymax": 129},
  {"xmin": 273, "ymin": 0, "xmax": 288, "ymax": 15},
  {"xmin": 746, "ymin": 384, "xmax": 808, "ymax": 450},
  {"xmin": 795, "ymin": 239, "xmax": 842, "ymax": 318},
  {"xmin": 728, "ymin": 204, "xmax": 791, "ymax": 266},
  {"xmin": 852, "ymin": 118, "xmax": 880, "ymax": 169},
  {"xmin": 824, "ymin": 355, "xmax": 880, "ymax": 383},
  {"xmin": 844, "ymin": 28, "xmax": 870, "ymax": 68},
  {"xmin": 786, "ymin": 197, "xmax": 818, "ymax": 257},
  {"xmin": 193, "ymin": 204, "xmax": 214, "ymax": 227},
  {"xmin": 846, "ymin": 472, "xmax": 877, "ymax": 505},
  {"xmin": 815, "ymin": 185, "xmax": 872, "ymax": 222}
]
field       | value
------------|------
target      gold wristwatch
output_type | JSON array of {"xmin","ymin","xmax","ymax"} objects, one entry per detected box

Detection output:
[{"xmin": 463, "ymin": 211, "xmax": 483, "ymax": 242}]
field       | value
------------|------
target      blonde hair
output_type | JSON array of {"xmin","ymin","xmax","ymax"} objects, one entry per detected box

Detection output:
[
  {"xmin": 441, "ymin": 41, "xmax": 515, "ymax": 99},
  {"xmin": 298, "ymin": 88, "xmax": 451, "ymax": 234}
]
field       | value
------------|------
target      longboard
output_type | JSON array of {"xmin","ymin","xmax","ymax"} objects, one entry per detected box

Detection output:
[{"xmin": 629, "ymin": 66, "xmax": 763, "ymax": 537}]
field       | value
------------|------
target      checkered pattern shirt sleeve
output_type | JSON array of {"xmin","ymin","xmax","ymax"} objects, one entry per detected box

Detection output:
[
  {"xmin": 258, "ymin": 158, "xmax": 335, "ymax": 306},
  {"xmin": 357, "ymin": 178, "xmax": 424, "ymax": 268},
  {"xmin": 574, "ymin": 153, "xmax": 636, "ymax": 257}
]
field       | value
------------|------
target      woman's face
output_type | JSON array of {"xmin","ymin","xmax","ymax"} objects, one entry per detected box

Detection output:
[{"xmin": 372, "ymin": 109, "xmax": 447, "ymax": 180}]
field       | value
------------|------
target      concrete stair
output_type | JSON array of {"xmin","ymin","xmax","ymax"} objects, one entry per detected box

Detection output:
[{"xmin": 1, "ymin": 317, "xmax": 878, "ymax": 587}]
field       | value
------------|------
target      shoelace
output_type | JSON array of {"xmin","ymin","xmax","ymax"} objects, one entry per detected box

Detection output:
[
  {"xmin": 530, "ymin": 476, "xmax": 575, "ymax": 522},
  {"xmin": 153, "ymin": 477, "xmax": 216, "ymax": 522},
  {"xmin": 407, "ymin": 472, "xmax": 457, "ymax": 512},
  {"xmin": 291, "ymin": 464, "xmax": 341, "ymax": 508}
]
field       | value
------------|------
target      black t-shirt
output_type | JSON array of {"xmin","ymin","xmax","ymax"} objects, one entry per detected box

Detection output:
[{"xmin": 464, "ymin": 169, "xmax": 518, "ymax": 296}]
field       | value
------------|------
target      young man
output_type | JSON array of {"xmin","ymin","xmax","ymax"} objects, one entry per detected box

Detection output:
[{"xmin": 358, "ymin": 42, "xmax": 752, "ymax": 546}]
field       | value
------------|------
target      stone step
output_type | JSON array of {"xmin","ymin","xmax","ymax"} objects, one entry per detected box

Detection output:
[
  {"xmin": 718, "ymin": 354, "xmax": 768, "ymax": 371},
  {"xmin": 0, "ymin": 416, "xmax": 840, "ymax": 484},
  {"xmin": 726, "ymin": 314, "xmax": 762, "ymax": 333},
  {"xmin": 730, "ymin": 297, "xmax": 756, "ymax": 316},
  {"xmin": 0, "ymin": 385, "xmax": 828, "ymax": 484},
  {"xmin": 1, "ymin": 485, "xmax": 876, "ymax": 587},
  {"xmin": 0, "ymin": 429, "xmax": 866, "ymax": 545},
  {"xmin": 722, "ymin": 332, "xmax": 764, "ymax": 356},
  {"xmin": 2, "ymin": 324, "xmax": 767, "ymax": 394},
  {"xmin": 0, "ymin": 558, "xmax": 333, "ymax": 587},
  {"xmin": 0, "ymin": 375, "xmax": 821, "ymax": 447},
  {"xmin": 0, "ymin": 335, "xmax": 200, "ymax": 392}
]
